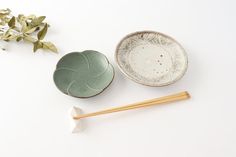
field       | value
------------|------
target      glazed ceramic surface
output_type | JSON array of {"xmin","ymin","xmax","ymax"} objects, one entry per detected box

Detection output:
[
  {"xmin": 115, "ymin": 31, "xmax": 188, "ymax": 86},
  {"xmin": 53, "ymin": 50, "xmax": 114, "ymax": 98}
]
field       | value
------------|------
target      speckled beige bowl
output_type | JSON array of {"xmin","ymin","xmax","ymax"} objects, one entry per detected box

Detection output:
[{"xmin": 115, "ymin": 31, "xmax": 188, "ymax": 86}]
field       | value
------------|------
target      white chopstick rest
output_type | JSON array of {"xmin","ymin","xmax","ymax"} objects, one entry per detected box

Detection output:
[{"xmin": 70, "ymin": 107, "xmax": 83, "ymax": 133}]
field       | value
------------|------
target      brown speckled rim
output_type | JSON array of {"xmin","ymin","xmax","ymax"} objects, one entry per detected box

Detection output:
[
  {"xmin": 115, "ymin": 30, "xmax": 188, "ymax": 87},
  {"xmin": 53, "ymin": 50, "xmax": 115, "ymax": 98}
]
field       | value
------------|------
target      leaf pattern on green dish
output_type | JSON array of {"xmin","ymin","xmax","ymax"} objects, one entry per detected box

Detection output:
[{"xmin": 53, "ymin": 50, "xmax": 114, "ymax": 98}]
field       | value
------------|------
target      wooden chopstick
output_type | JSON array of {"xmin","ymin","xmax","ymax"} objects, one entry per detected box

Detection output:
[{"xmin": 73, "ymin": 91, "xmax": 190, "ymax": 120}]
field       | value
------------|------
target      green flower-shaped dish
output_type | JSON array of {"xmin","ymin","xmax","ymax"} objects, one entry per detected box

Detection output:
[{"xmin": 53, "ymin": 50, "xmax": 114, "ymax": 98}]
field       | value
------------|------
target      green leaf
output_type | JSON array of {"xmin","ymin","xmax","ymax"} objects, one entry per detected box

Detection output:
[
  {"xmin": 17, "ymin": 14, "xmax": 25, "ymax": 23},
  {"xmin": 33, "ymin": 41, "xmax": 43, "ymax": 52},
  {"xmin": 1, "ymin": 29, "xmax": 11, "ymax": 40},
  {"xmin": 0, "ymin": 9, "xmax": 56, "ymax": 53},
  {"xmin": 23, "ymin": 35, "xmax": 36, "ymax": 43},
  {"xmin": 26, "ymin": 14, "xmax": 36, "ymax": 20},
  {"xmin": 31, "ymin": 16, "xmax": 46, "ymax": 26},
  {"xmin": 17, "ymin": 14, "xmax": 24, "ymax": 19},
  {"xmin": 0, "ymin": 8, "xmax": 11, "ymax": 16},
  {"xmin": 16, "ymin": 36, "xmax": 23, "ymax": 42},
  {"xmin": 12, "ymin": 27, "xmax": 20, "ymax": 32},
  {"xmin": 25, "ymin": 26, "xmax": 40, "ymax": 34},
  {"xmin": 42, "ymin": 42, "xmax": 57, "ymax": 53},
  {"xmin": 37, "ymin": 23, "xmax": 48, "ymax": 40},
  {"xmin": 20, "ymin": 21, "xmax": 28, "ymax": 32},
  {"xmin": 7, "ymin": 34, "xmax": 18, "ymax": 40},
  {"xmin": 8, "ymin": 16, "xmax": 16, "ymax": 28}
]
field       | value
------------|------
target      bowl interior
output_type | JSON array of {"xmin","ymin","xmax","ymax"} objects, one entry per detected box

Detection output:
[
  {"xmin": 54, "ymin": 50, "xmax": 114, "ymax": 98},
  {"xmin": 115, "ymin": 31, "xmax": 188, "ymax": 86}
]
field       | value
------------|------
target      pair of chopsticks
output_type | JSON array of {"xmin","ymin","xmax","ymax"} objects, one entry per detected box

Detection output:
[{"xmin": 73, "ymin": 91, "xmax": 190, "ymax": 120}]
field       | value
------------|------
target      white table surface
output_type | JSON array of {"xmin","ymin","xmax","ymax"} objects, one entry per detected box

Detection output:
[{"xmin": 0, "ymin": 0, "xmax": 236, "ymax": 156}]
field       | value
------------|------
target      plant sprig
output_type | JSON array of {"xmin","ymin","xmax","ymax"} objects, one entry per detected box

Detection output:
[{"xmin": 0, "ymin": 8, "xmax": 57, "ymax": 53}]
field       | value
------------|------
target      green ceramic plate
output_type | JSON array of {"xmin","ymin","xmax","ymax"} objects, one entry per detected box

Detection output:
[{"xmin": 53, "ymin": 50, "xmax": 114, "ymax": 98}]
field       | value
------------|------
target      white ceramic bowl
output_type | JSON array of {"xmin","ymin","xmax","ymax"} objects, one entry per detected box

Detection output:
[{"xmin": 115, "ymin": 31, "xmax": 188, "ymax": 86}]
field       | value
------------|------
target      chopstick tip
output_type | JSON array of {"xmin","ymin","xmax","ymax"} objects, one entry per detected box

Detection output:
[{"xmin": 184, "ymin": 91, "xmax": 191, "ymax": 99}]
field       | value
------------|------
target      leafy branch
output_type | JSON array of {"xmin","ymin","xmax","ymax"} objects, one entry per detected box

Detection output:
[{"xmin": 0, "ymin": 8, "xmax": 57, "ymax": 53}]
